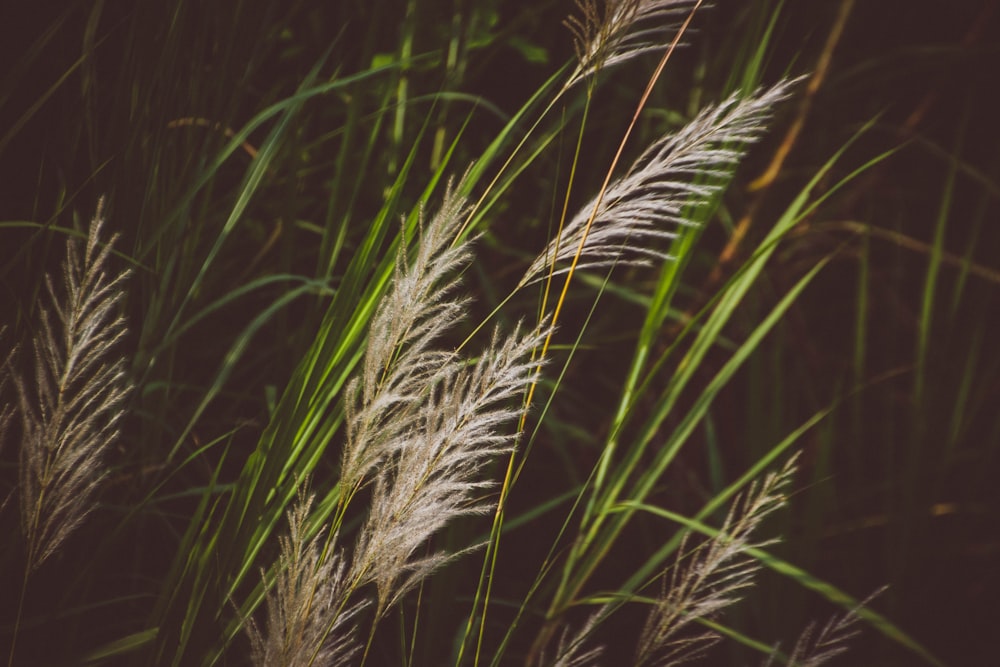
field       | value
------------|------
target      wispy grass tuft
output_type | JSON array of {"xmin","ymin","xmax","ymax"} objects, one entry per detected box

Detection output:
[
  {"xmin": 566, "ymin": 0, "xmax": 698, "ymax": 84},
  {"xmin": 249, "ymin": 185, "xmax": 549, "ymax": 662},
  {"xmin": 4, "ymin": 201, "xmax": 131, "ymax": 667},
  {"xmin": 339, "ymin": 185, "xmax": 549, "ymax": 621},
  {"xmin": 339, "ymin": 188, "xmax": 475, "ymax": 499},
  {"xmin": 633, "ymin": 456, "xmax": 798, "ymax": 666},
  {"xmin": 14, "ymin": 199, "xmax": 131, "ymax": 572},
  {"xmin": 545, "ymin": 456, "xmax": 801, "ymax": 667},
  {"xmin": 350, "ymin": 319, "xmax": 546, "ymax": 620},
  {"xmin": 548, "ymin": 614, "xmax": 606, "ymax": 667},
  {"xmin": 521, "ymin": 79, "xmax": 798, "ymax": 286},
  {"xmin": 765, "ymin": 593, "xmax": 878, "ymax": 667},
  {"xmin": 0, "ymin": 328, "xmax": 15, "ymax": 514},
  {"xmin": 247, "ymin": 490, "xmax": 366, "ymax": 667}
]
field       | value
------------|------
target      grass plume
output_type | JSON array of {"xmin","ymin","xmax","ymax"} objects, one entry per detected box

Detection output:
[
  {"xmin": 250, "ymin": 188, "xmax": 548, "ymax": 661},
  {"xmin": 349, "ymin": 320, "xmax": 546, "ymax": 620},
  {"xmin": 14, "ymin": 199, "xmax": 131, "ymax": 572},
  {"xmin": 0, "ymin": 329, "xmax": 14, "ymax": 515},
  {"xmin": 247, "ymin": 491, "xmax": 366, "ymax": 667},
  {"xmin": 522, "ymin": 79, "xmax": 798, "ymax": 287},
  {"xmin": 633, "ymin": 457, "xmax": 798, "ymax": 666},
  {"xmin": 5, "ymin": 201, "xmax": 131, "ymax": 667},
  {"xmin": 545, "ymin": 457, "xmax": 802, "ymax": 667},
  {"xmin": 566, "ymin": 0, "xmax": 699, "ymax": 83},
  {"xmin": 339, "ymin": 188, "xmax": 475, "ymax": 499}
]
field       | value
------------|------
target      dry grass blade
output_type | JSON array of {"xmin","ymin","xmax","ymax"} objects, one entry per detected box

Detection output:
[
  {"xmin": 247, "ymin": 491, "xmax": 366, "ymax": 667},
  {"xmin": 634, "ymin": 456, "xmax": 799, "ymax": 666},
  {"xmin": 14, "ymin": 200, "xmax": 131, "ymax": 572},
  {"xmin": 566, "ymin": 0, "xmax": 698, "ymax": 83}
]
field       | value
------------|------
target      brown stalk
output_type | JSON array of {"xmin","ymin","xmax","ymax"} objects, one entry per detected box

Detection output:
[{"xmin": 706, "ymin": 0, "xmax": 855, "ymax": 288}]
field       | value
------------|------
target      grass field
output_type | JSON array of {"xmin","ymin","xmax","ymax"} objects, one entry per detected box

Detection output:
[{"xmin": 2, "ymin": 2, "xmax": 998, "ymax": 665}]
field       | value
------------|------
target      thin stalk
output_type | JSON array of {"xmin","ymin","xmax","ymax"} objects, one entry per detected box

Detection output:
[
  {"xmin": 6, "ymin": 573, "xmax": 28, "ymax": 667},
  {"xmin": 461, "ymin": 83, "xmax": 594, "ymax": 667},
  {"xmin": 527, "ymin": 0, "xmax": 703, "ymax": 424},
  {"xmin": 525, "ymin": 5, "xmax": 705, "ymax": 661},
  {"xmin": 360, "ymin": 621, "xmax": 378, "ymax": 667}
]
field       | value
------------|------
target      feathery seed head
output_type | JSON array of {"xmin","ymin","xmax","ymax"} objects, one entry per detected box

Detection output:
[
  {"xmin": 15, "ymin": 199, "xmax": 131, "ymax": 572},
  {"xmin": 522, "ymin": 79, "xmax": 798, "ymax": 287},
  {"xmin": 567, "ymin": 1, "xmax": 699, "ymax": 85},
  {"xmin": 341, "ymin": 184, "xmax": 473, "ymax": 496},
  {"xmin": 248, "ymin": 490, "xmax": 366, "ymax": 667},
  {"xmin": 633, "ymin": 455, "xmax": 799, "ymax": 666}
]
